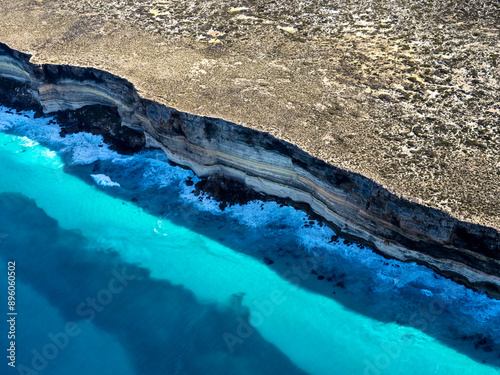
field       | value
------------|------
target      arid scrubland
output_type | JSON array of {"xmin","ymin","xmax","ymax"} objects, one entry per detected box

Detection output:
[{"xmin": 0, "ymin": 0, "xmax": 498, "ymax": 227}]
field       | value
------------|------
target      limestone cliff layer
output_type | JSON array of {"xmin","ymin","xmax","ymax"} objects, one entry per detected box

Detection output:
[{"xmin": 0, "ymin": 42, "xmax": 499, "ymax": 298}]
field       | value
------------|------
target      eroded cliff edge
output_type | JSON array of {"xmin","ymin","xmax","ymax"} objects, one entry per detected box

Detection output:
[{"xmin": 1, "ymin": 42, "xmax": 499, "ymax": 297}]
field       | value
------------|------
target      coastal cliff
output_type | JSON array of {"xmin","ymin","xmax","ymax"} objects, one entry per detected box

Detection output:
[{"xmin": 1, "ymin": 42, "xmax": 499, "ymax": 297}]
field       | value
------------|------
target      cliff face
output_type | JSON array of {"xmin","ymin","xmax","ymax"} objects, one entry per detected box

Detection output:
[{"xmin": 1, "ymin": 42, "xmax": 499, "ymax": 297}]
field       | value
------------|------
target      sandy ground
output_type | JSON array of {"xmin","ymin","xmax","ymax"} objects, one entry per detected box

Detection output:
[{"xmin": 0, "ymin": 0, "xmax": 498, "ymax": 228}]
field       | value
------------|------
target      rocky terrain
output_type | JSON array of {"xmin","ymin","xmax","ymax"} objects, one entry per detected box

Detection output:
[
  {"xmin": 1, "ymin": 42, "xmax": 499, "ymax": 298},
  {"xmin": 0, "ymin": 0, "xmax": 498, "ymax": 229}
]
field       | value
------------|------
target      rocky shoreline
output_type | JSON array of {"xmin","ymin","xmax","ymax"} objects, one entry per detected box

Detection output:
[{"xmin": 0, "ymin": 42, "xmax": 499, "ymax": 298}]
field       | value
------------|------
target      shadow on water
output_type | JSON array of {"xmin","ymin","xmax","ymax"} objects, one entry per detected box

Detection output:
[
  {"xmin": 1, "ymin": 119, "xmax": 500, "ymax": 371},
  {"xmin": 0, "ymin": 193, "xmax": 307, "ymax": 375},
  {"xmin": 63, "ymin": 153, "xmax": 500, "ymax": 369}
]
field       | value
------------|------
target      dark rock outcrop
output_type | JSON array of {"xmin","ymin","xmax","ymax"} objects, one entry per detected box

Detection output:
[
  {"xmin": 0, "ymin": 42, "xmax": 498, "ymax": 297},
  {"xmin": 56, "ymin": 104, "xmax": 145, "ymax": 155}
]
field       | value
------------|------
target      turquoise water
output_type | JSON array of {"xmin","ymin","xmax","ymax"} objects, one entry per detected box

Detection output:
[{"xmin": 0, "ymin": 107, "xmax": 499, "ymax": 375}]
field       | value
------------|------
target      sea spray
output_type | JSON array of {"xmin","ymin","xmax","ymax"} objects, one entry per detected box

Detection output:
[{"xmin": 0, "ymin": 106, "xmax": 499, "ymax": 374}]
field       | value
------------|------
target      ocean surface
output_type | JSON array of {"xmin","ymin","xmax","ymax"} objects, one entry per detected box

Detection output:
[{"xmin": 0, "ymin": 106, "xmax": 499, "ymax": 375}]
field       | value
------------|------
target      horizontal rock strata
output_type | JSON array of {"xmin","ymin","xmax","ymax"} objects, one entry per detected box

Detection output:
[{"xmin": 0, "ymin": 42, "xmax": 499, "ymax": 297}]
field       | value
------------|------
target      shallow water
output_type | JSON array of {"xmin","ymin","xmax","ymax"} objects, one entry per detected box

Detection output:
[{"xmin": 0, "ymin": 107, "xmax": 499, "ymax": 375}]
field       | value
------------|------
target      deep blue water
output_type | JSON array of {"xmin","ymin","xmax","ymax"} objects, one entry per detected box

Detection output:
[{"xmin": 0, "ymin": 107, "xmax": 499, "ymax": 375}]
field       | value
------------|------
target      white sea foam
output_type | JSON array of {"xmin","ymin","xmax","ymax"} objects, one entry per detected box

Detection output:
[
  {"xmin": 0, "ymin": 119, "xmax": 13, "ymax": 131},
  {"xmin": 1, "ymin": 105, "xmax": 499, "ymax": 344},
  {"xmin": 133, "ymin": 153, "xmax": 192, "ymax": 189},
  {"xmin": 153, "ymin": 219, "xmax": 169, "ymax": 236},
  {"xmin": 421, "ymin": 289, "xmax": 433, "ymax": 297},
  {"xmin": 19, "ymin": 136, "xmax": 39, "ymax": 148},
  {"xmin": 179, "ymin": 183, "xmax": 500, "ymax": 340},
  {"xmin": 43, "ymin": 149, "xmax": 57, "ymax": 159},
  {"xmin": 91, "ymin": 174, "xmax": 121, "ymax": 187},
  {"xmin": 64, "ymin": 132, "xmax": 118, "ymax": 165}
]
